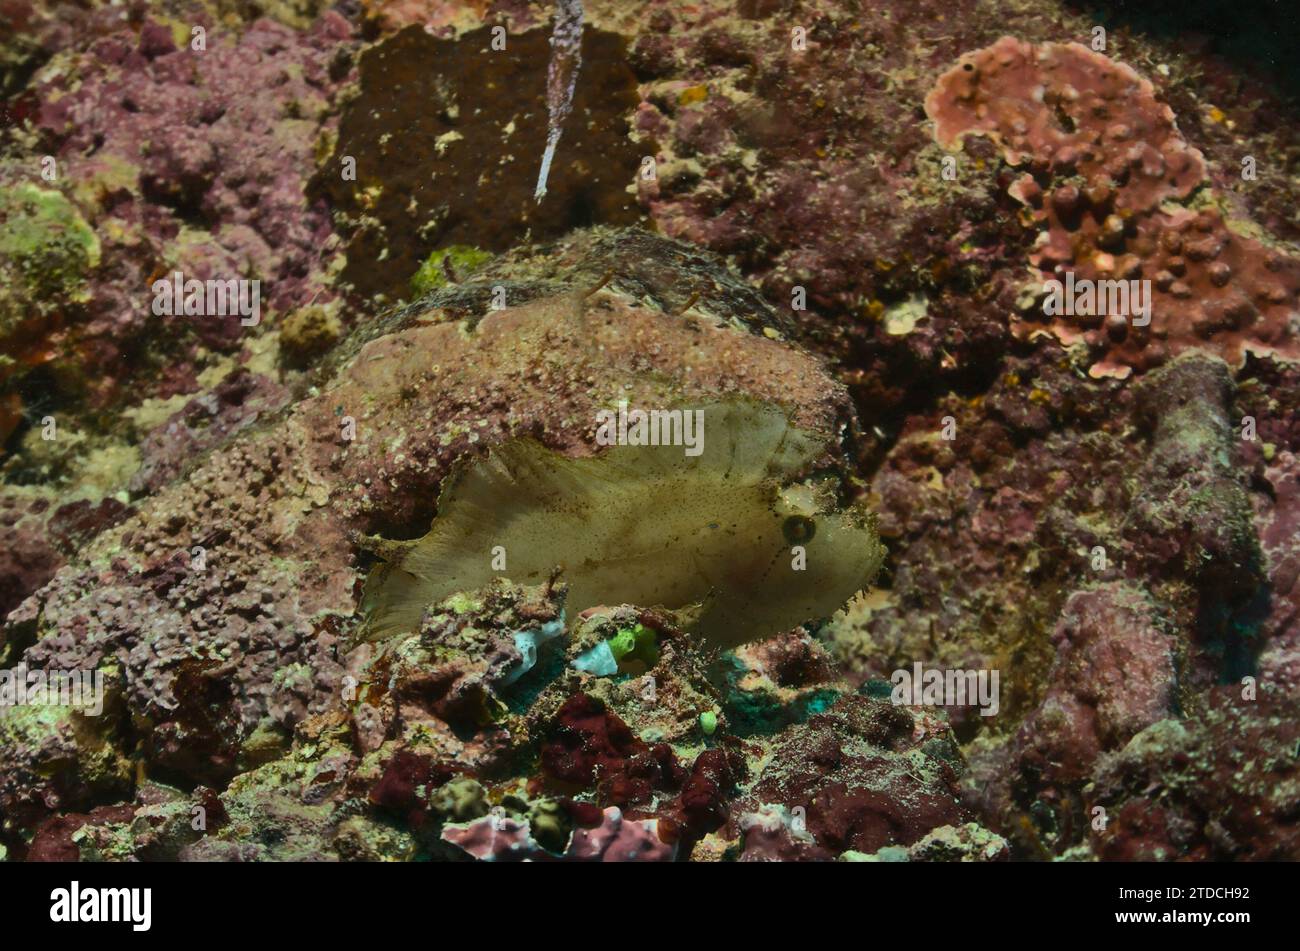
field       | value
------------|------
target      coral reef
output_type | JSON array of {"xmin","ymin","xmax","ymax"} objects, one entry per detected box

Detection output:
[
  {"xmin": 927, "ymin": 37, "xmax": 1300, "ymax": 378},
  {"xmin": 1086, "ymin": 690, "xmax": 1300, "ymax": 861},
  {"xmin": 1, "ymin": 0, "xmax": 1298, "ymax": 865},
  {"xmin": 0, "ymin": 6, "xmax": 354, "ymax": 443},
  {"xmin": 312, "ymin": 22, "xmax": 644, "ymax": 302},
  {"xmin": 736, "ymin": 695, "xmax": 969, "ymax": 857}
]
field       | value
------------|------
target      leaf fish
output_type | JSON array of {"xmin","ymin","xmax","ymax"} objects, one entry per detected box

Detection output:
[{"xmin": 359, "ymin": 400, "xmax": 885, "ymax": 651}]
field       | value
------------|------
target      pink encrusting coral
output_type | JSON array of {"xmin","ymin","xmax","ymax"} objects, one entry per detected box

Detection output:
[
  {"xmin": 926, "ymin": 37, "xmax": 1300, "ymax": 378},
  {"xmin": 26, "ymin": 12, "xmax": 353, "ymax": 399},
  {"xmin": 441, "ymin": 805, "xmax": 676, "ymax": 862}
]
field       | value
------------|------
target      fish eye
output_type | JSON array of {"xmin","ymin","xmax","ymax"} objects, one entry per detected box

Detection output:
[{"xmin": 782, "ymin": 514, "xmax": 816, "ymax": 545}]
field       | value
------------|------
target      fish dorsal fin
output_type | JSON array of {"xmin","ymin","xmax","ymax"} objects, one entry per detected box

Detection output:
[
  {"xmin": 701, "ymin": 400, "xmax": 822, "ymax": 481},
  {"xmin": 421, "ymin": 399, "xmax": 819, "ymax": 533}
]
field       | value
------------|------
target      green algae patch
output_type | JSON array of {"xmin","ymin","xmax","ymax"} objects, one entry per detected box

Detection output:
[
  {"xmin": 410, "ymin": 245, "xmax": 494, "ymax": 298},
  {"xmin": 360, "ymin": 400, "xmax": 885, "ymax": 651},
  {"xmin": 0, "ymin": 184, "xmax": 100, "ymax": 304},
  {"xmin": 0, "ymin": 184, "xmax": 100, "ymax": 341}
]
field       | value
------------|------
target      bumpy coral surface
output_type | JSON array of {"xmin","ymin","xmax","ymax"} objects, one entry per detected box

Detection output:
[
  {"xmin": 927, "ymin": 37, "xmax": 1300, "ymax": 378},
  {"xmin": 1, "ymin": 0, "xmax": 1298, "ymax": 867}
]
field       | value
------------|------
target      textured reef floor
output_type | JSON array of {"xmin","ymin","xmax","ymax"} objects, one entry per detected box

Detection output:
[{"xmin": 1, "ymin": 0, "xmax": 1298, "ymax": 863}]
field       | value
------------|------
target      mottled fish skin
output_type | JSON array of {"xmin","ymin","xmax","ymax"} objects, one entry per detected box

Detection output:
[{"xmin": 360, "ymin": 400, "xmax": 885, "ymax": 650}]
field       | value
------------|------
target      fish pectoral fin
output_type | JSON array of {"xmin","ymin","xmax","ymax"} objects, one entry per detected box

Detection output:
[{"xmin": 663, "ymin": 595, "xmax": 710, "ymax": 632}]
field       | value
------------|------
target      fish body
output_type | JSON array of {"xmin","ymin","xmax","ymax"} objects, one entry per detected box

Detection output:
[{"xmin": 361, "ymin": 401, "xmax": 884, "ymax": 650}]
